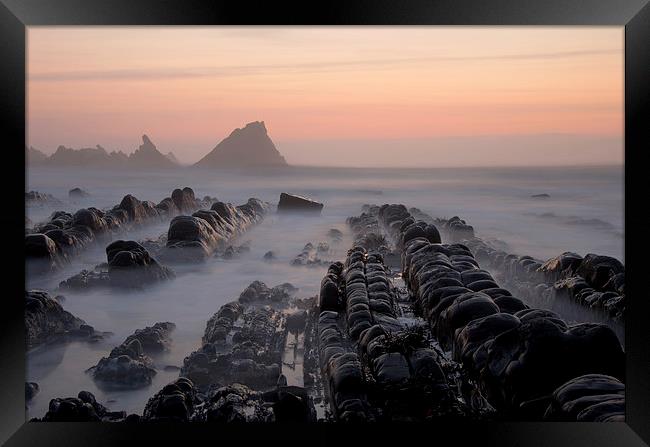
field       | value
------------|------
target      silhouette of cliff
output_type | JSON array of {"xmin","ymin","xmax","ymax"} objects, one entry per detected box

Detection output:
[
  {"xmin": 33, "ymin": 135, "xmax": 179, "ymax": 169},
  {"xmin": 26, "ymin": 146, "xmax": 48, "ymax": 164},
  {"xmin": 128, "ymin": 135, "xmax": 177, "ymax": 168}
]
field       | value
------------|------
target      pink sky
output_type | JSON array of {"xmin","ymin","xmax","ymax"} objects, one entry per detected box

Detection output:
[{"xmin": 27, "ymin": 27, "xmax": 624, "ymax": 167}]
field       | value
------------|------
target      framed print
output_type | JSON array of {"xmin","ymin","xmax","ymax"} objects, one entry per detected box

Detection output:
[{"xmin": 1, "ymin": 1, "xmax": 649, "ymax": 446}]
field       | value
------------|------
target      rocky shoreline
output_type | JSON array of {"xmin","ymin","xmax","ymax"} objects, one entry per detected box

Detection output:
[{"xmin": 26, "ymin": 194, "xmax": 625, "ymax": 423}]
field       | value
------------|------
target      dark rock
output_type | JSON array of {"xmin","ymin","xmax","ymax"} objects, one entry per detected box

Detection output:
[
  {"xmin": 544, "ymin": 374, "xmax": 625, "ymax": 421},
  {"xmin": 277, "ymin": 193, "xmax": 323, "ymax": 214},
  {"xmin": 142, "ymin": 377, "xmax": 196, "ymax": 421}
]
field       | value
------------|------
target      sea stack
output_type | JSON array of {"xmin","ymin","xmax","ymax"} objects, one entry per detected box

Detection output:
[
  {"xmin": 128, "ymin": 135, "xmax": 178, "ymax": 168},
  {"xmin": 194, "ymin": 121, "xmax": 288, "ymax": 168}
]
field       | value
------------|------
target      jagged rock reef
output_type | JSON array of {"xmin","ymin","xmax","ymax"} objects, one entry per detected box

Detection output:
[
  {"xmin": 162, "ymin": 198, "xmax": 268, "ymax": 262},
  {"xmin": 26, "ymin": 187, "xmax": 206, "ymax": 273}
]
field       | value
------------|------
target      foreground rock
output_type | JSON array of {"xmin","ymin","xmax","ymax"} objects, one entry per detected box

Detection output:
[
  {"xmin": 277, "ymin": 193, "xmax": 323, "ymax": 214},
  {"xmin": 142, "ymin": 377, "xmax": 315, "ymax": 422},
  {"xmin": 315, "ymin": 243, "xmax": 464, "ymax": 421},
  {"xmin": 543, "ymin": 374, "xmax": 624, "ymax": 421},
  {"xmin": 31, "ymin": 391, "xmax": 127, "ymax": 422},
  {"xmin": 375, "ymin": 204, "xmax": 625, "ymax": 419},
  {"xmin": 25, "ymin": 290, "xmax": 105, "ymax": 349},
  {"xmin": 162, "ymin": 198, "xmax": 268, "ymax": 262},
  {"xmin": 59, "ymin": 240, "xmax": 174, "ymax": 291},
  {"xmin": 87, "ymin": 322, "xmax": 175, "ymax": 388}
]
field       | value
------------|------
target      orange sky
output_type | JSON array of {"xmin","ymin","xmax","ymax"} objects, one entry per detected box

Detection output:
[{"xmin": 27, "ymin": 27, "xmax": 624, "ymax": 166}]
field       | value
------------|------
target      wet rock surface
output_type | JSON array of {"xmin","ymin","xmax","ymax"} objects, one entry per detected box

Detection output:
[{"xmin": 27, "ymin": 196, "xmax": 625, "ymax": 424}]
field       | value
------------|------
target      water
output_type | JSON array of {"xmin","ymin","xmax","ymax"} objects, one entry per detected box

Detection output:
[{"xmin": 25, "ymin": 164, "xmax": 624, "ymax": 418}]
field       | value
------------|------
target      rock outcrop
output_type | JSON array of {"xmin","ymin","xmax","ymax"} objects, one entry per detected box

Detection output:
[
  {"xmin": 60, "ymin": 240, "xmax": 174, "ymax": 290},
  {"xmin": 26, "ymin": 187, "xmax": 206, "ymax": 273},
  {"xmin": 88, "ymin": 322, "xmax": 175, "ymax": 388},
  {"xmin": 194, "ymin": 121, "xmax": 288, "ymax": 168},
  {"xmin": 25, "ymin": 290, "xmax": 105, "ymax": 349}
]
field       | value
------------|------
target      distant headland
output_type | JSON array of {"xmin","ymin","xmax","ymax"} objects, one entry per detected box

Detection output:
[{"xmin": 27, "ymin": 121, "xmax": 289, "ymax": 169}]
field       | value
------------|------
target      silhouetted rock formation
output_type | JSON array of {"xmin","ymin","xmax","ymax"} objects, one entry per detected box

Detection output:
[
  {"xmin": 33, "ymin": 135, "xmax": 180, "ymax": 169},
  {"xmin": 128, "ymin": 135, "xmax": 177, "ymax": 168},
  {"xmin": 165, "ymin": 152, "xmax": 179, "ymax": 164},
  {"xmin": 48, "ymin": 145, "xmax": 128, "ymax": 167},
  {"xmin": 277, "ymin": 193, "xmax": 323, "ymax": 214},
  {"xmin": 194, "ymin": 121, "xmax": 288, "ymax": 168}
]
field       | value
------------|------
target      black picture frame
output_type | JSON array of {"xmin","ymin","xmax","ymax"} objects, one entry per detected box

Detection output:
[{"xmin": 1, "ymin": 1, "xmax": 648, "ymax": 445}]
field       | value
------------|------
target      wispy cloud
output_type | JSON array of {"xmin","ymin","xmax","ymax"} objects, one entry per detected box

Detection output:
[{"xmin": 30, "ymin": 48, "xmax": 620, "ymax": 82}]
